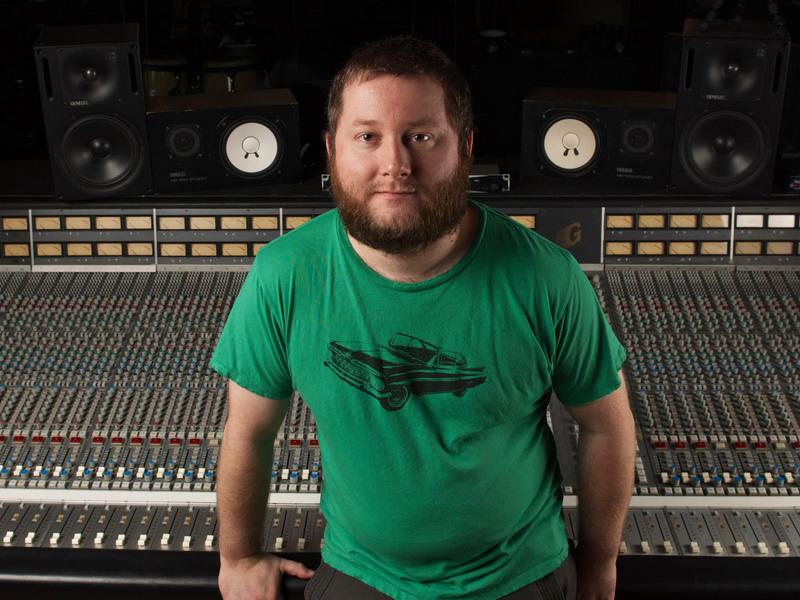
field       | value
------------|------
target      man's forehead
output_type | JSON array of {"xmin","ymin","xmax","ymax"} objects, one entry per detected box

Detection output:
[{"xmin": 340, "ymin": 74, "xmax": 447, "ymax": 125}]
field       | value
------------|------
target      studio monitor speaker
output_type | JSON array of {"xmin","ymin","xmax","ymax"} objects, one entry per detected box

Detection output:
[
  {"xmin": 146, "ymin": 89, "xmax": 301, "ymax": 193},
  {"xmin": 670, "ymin": 18, "xmax": 790, "ymax": 195},
  {"xmin": 34, "ymin": 24, "xmax": 152, "ymax": 200},
  {"xmin": 521, "ymin": 87, "xmax": 675, "ymax": 191}
]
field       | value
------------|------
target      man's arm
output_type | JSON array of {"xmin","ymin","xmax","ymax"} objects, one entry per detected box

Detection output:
[
  {"xmin": 564, "ymin": 370, "xmax": 636, "ymax": 600},
  {"xmin": 218, "ymin": 379, "xmax": 288, "ymax": 562},
  {"xmin": 217, "ymin": 380, "xmax": 314, "ymax": 600}
]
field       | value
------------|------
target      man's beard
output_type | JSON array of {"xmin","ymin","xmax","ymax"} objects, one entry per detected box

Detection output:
[{"xmin": 329, "ymin": 155, "xmax": 471, "ymax": 255}]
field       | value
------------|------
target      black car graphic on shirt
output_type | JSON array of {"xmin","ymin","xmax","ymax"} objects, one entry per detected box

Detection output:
[{"xmin": 323, "ymin": 332, "xmax": 486, "ymax": 411}]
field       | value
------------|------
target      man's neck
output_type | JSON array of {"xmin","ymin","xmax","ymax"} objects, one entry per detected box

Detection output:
[{"xmin": 347, "ymin": 204, "xmax": 479, "ymax": 284}]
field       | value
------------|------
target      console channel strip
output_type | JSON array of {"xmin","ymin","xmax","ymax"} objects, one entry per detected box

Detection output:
[{"xmin": 2, "ymin": 269, "xmax": 800, "ymax": 599}]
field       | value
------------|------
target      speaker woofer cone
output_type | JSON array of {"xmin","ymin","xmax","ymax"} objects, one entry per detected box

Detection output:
[
  {"xmin": 60, "ymin": 114, "xmax": 143, "ymax": 191},
  {"xmin": 679, "ymin": 110, "xmax": 767, "ymax": 192},
  {"xmin": 220, "ymin": 117, "xmax": 283, "ymax": 178},
  {"xmin": 539, "ymin": 115, "xmax": 600, "ymax": 176}
]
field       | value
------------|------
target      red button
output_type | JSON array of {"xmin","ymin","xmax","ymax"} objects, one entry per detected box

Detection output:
[
  {"xmin": 130, "ymin": 437, "xmax": 143, "ymax": 445},
  {"xmin": 289, "ymin": 439, "xmax": 301, "ymax": 447},
  {"xmin": 69, "ymin": 436, "xmax": 82, "ymax": 444},
  {"xmin": 111, "ymin": 437, "xmax": 124, "ymax": 445},
  {"xmin": 309, "ymin": 439, "xmax": 319, "ymax": 447},
  {"xmin": 31, "ymin": 436, "xmax": 44, "ymax": 444},
  {"xmin": 653, "ymin": 441, "xmax": 667, "ymax": 449},
  {"xmin": 92, "ymin": 436, "xmax": 105, "ymax": 444},
  {"xmin": 12, "ymin": 435, "xmax": 25, "ymax": 443},
  {"xmin": 169, "ymin": 437, "xmax": 182, "ymax": 446},
  {"xmin": 50, "ymin": 436, "xmax": 63, "ymax": 444},
  {"xmin": 188, "ymin": 438, "xmax": 201, "ymax": 446},
  {"xmin": 150, "ymin": 438, "xmax": 162, "ymax": 445},
  {"xmin": 754, "ymin": 442, "xmax": 766, "ymax": 449},
  {"xmin": 693, "ymin": 442, "xmax": 707, "ymax": 449},
  {"xmin": 674, "ymin": 442, "xmax": 686, "ymax": 449},
  {"xmin": 734, "ymin": 441, "xmax": 747, "ymax": 449},
  {"xmin": 794, "ymin": 441, "xmax": 800, "ymax": 449}
]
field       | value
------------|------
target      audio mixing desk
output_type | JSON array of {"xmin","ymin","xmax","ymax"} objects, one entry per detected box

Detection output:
[{"xmin": 2, "ymin": 200, "xmax": 800, "ymax": 598}]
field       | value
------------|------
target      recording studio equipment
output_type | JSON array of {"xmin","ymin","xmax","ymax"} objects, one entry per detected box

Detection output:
[
  {"xmin": 146, "ymin": 89, "xmax": 301, "ymax": 193},
  {"xmin": 2, "ymin": 201, "xmax": 800, "ymax": 600},
  {"xmin": 669, "ymin": 18, "xmax": 791, "ymax": 195},
  {"xmin": 33, "ymin": 24, "xmax": 153, "ymax": 200},
  {"xmin": 520, "ymin": 88, "xmax": 675, "ymax": 191}
]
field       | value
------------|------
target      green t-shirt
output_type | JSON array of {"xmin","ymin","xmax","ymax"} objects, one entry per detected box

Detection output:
[{"xmin": 210, "ymin": 200, "xmax": 626, "ymax": 599}]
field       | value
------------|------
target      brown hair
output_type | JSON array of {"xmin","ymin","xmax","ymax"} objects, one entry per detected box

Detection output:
[{"xmin": 326, "ymin": 36, "xmax": 473, "ymax": 156}]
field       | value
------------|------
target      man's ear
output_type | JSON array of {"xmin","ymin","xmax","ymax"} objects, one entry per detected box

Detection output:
[
  {"xmin": 324, "ymin": 131, "xmax": 333, "ymax": 159},
  {"xmin": 465, "ymin": 130, "xmax": 474, "ymax": 158}
]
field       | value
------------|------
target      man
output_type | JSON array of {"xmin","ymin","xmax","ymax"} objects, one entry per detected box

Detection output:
[{"xmin": 212, "ymin": 37, "xmax": 635, "ymax": 600}]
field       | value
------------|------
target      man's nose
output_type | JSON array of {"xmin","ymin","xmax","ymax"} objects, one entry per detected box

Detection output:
[{"xmin": 380, "ymin": 137, "xmax": 411, "ymax": 179}]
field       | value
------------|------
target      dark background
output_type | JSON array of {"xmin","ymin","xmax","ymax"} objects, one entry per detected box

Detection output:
[{"xmin": 3, "ymin": 0, "xmax": 800, "ymax": 175}]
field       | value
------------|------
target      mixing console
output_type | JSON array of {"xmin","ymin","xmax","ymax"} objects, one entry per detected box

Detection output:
[
  {"xmin": 2, "ymin": 266, "xmax": 800, "ymax": 598},
  {"xmin": 602, "ymin": 268, "xmax": 800, "ymax": 498}
]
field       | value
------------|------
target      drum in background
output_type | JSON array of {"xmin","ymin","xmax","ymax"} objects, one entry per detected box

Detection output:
[
  {"xmin": 143, "ymin": 56, "xmax": 189, "ymax": 97},
  {"xmin": 200, "ymin": 53, "xmax": 264, "ymax": 94}
]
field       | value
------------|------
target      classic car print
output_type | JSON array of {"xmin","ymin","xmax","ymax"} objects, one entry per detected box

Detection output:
[{"xmin": 323, "ymin": 332, "xmax": 487, "ymax": 411}]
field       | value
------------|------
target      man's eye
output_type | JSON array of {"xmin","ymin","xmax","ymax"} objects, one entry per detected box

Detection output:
[
  {"xmin": 410, "ymin": 134, "xmax": 431, "ymax": 143},
  {"xmin": 358, "ymin": 133, "xmax": 375, "ymax": 142}
]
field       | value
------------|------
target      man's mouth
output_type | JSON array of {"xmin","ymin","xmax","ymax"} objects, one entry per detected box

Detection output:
[{"xmin": 372, "ymin": 189, "xmax": 417, "ymax": 197}]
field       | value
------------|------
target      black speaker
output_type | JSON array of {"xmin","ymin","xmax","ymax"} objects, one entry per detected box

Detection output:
[
  {"xmin": 146, "ymin": 89, "xmax": 301, "ymax": 193},
  {"xmin": 34, "ymin": 24, "xmax": 152, "ymax": 200},
  {"xmin": 520, "ymin": 87, "xmax": 676, "ymax": 191},
  {"xmin": 670, "ymin": 18, "xmax": 790, "ymax": 195}
]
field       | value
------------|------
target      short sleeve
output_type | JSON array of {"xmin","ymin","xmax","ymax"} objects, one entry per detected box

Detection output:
[
  {"xmin": 209, "ymin": 256, "xmax": 293, "ymax": 401},
  {"xmin": 551, "ymin": 257, "xmax": 626, "ymax": 407}
]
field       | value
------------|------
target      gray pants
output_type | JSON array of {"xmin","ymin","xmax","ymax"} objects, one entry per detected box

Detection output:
[{"xmin": 304, "ymin": 549, "xmax": 577, "ymax": 600}]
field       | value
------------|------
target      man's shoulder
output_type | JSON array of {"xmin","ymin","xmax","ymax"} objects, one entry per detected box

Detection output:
[
  {"xmin": 478, "ymin": 202, "xmax": 576, "ymax": 269},
  {"xmin": 256, "ymin": 208, "xmax": 337, "ymax": 256},
  {"xmin": 249, "ymin": 208, "xmax": 338, "ymax": 279}
]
